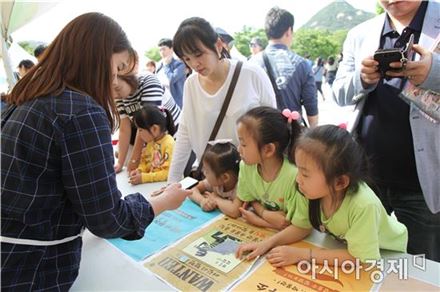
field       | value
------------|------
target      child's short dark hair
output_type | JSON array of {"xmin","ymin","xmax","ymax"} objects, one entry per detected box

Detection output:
[
  {"xmin": 133, "ymin": 105, "xmax": 176, "ymax": 136},
  {"xmin": 237, "ymin": 106, "xmax": 302, "ymax": 160},
  {"xmin": 203, "ymin": 142, "xmax": 240, "ymax": 178}
]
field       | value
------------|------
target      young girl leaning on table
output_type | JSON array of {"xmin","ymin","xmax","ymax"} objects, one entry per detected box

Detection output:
[
  {"xmin": 128, "ymin": 105, "xmax": 176, "ymax": 185},
  {"xmin": 232, "ymin": 106, "xmax": 303, "ymax": 230},
  {"xmin": 189, "ymin": 140, "xmax": 241, "ymax": 217},
  {"xmin": 236, "ymin": 124, "xmax": 408, "ymax": 266}
]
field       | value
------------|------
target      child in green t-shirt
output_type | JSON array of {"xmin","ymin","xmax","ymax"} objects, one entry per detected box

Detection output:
[
  {"xmin": 234, "ymin": 106, "xmax": 302, "ymax": 230},
  {"xmin": 236, "ymin": 125, "xmax": 408, "ymax": 265}
]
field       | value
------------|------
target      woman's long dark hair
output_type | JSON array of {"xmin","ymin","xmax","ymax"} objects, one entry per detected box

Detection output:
[
  {"xmin": 173, "ymin": 17, "xmax": 229, "ymax": 61},
  {"xmin": 6, "ymin": 12, "xmax": 136, "ymax": 131}
]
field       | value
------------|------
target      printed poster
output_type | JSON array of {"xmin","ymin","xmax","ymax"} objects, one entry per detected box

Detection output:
[
  {"xmin": 232, "ymin": 241, "xmax": 375, "ymax": 292},
  {"xmin": 144, "ymin": 216, "xmax": 276, "ymax": 292},
  {"xmin": 107, "ymin": 198, "xmax": 221, "ymax": 261}
]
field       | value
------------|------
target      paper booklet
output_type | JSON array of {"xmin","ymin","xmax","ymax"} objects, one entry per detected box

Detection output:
[{"xmin": 399, "ymin": 35, "xmax": 440, "ymax": 123}]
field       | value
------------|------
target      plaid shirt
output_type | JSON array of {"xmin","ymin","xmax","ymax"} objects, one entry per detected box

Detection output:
[{"xmin": 1, "ymin": 90, "xmax": 155, "ymax": 291}]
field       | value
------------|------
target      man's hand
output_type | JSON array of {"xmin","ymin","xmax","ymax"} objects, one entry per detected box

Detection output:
[
  {"xmin": 360, "ymin": 56, "xmax": 381, "ymax": 88},
  {"xmin": 386, "ymin": 44, "xmax": 432, "ymax": 86}
]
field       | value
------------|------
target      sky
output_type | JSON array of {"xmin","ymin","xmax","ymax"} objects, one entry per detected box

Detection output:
[{"xmin": 11, "ymin": 0, "xmax": 378, "ymax": 55}]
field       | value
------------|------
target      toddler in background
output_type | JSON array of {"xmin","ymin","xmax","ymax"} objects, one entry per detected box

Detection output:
[
  {"xmin": 234, "ymin": 106, "xmax": 302, "ymax": 230},
  {"xmin": 190, "ymin": 141, "xmax": 241, "ymax": 217},
  {"xmin": 236, "ymin": 125, "xmax": 408, "ymax": 266},
  {"xmin": 129, "ymin": 105, "xmax": 176, "ymax": 184}
]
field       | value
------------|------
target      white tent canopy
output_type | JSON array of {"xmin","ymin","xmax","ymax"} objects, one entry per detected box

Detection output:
[{"xmin": 1, "ymin": 0, "xmax": 57, "ymax": 88}]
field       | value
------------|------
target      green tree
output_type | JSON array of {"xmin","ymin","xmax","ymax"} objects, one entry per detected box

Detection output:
[
  {"xmin": 234, "ymin": 26, "xmax": 267, "ymax": 57},
  {"xmin": 328, "ymin": 29, "xmax": 348, "ymax": 55},
  {"xmin": 376, "ymin": 3, "xmax": 385, "ymax": 15},
  {"xmin": 145, "ymin": 47, "xmax": 160, "ymax": 62},
  {"xmin": 292, "ymin": 29, "xmax": 340, "ymax": 61},
  {"xmin": 18, "ymin": 41, "xmax": 35, "ymax": 56}
]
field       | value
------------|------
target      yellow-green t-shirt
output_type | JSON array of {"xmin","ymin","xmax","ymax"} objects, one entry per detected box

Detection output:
[
  {"xmin": 289, "ymin": 183, "xmax": 408, "ymax": 262},
  {"xmin": 237, "ymin": 158, "xmax": 298, "ymax": 212}
]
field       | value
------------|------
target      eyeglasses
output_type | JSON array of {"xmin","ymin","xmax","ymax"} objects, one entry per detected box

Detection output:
[{"xmin": 249, "ymin": 43, "xmax": 258, "ymax": 48}]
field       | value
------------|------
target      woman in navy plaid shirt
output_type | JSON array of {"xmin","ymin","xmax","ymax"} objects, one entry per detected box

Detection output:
[{"xmin": 1, "ymin": 13, "xmax": 191, "ymax": 291}]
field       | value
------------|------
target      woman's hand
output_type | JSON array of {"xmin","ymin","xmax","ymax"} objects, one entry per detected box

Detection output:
[{"xmin": 149, "ymin": 183, "xmax": 192, "ymax": 216}]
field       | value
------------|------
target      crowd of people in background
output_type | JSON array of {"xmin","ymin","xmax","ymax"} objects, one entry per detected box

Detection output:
[{"xmin": 1, "ymin": 1, "xmax": 439, "ymax": 290}]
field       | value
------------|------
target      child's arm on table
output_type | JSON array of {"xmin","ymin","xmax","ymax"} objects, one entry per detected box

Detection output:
[
  {"xmin": 235, "ymin": 224, "xmax": 311, "ymax": 260},
  {"xmin": 267, "ymin": 246, "xmax": 355, "ymax": 267},
  {"xmin": 189, "ymin": 180, "xmax": 217, "ymax": 211},
  {"xmin": 209, "ymin": 194, "xmax": 242, "ymax": 218},
  {"xmin": 251, "ymin": 201, "xmax": 290, "ymax": 230}
]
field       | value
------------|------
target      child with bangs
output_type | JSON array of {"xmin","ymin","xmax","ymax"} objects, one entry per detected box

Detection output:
[
  {"xmin": 236, "ymin": 125, "xmax": 408, "ymax": 266},
  {"xmin": 189, "ymin": 141, "xmax": 241, "ymax": 217}
]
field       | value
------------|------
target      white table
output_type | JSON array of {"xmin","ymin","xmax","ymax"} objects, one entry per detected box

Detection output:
[
  {"xmin": 72, "ymin": 171, "xmax": 440, "ymax": 290},
  {"xmin": 71, "ymin": 170, "xmax": 170, "ymax": 291}
]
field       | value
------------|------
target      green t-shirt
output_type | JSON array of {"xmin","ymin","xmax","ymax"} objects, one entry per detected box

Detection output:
[
  {"xmin": 290, "ymin": 183, "xmax": 408, "ymax": 262},
  {"xmin": 237, "ymin": 158, "xmax": 298, "ymax": 212}
]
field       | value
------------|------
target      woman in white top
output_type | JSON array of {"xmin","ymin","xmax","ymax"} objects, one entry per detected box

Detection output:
[{"xmin": 168, "ymin": 17, "xmax": 276, "ymax": 182}]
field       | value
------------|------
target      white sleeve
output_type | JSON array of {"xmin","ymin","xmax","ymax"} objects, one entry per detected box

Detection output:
[
  {"xmin": 252, "ymin": 64, "xmax": 277, "ymax": 108},
  {"xmin": 167, "ymin": 122, "xmax": 191, "ymax": 183},
  {"xmin": 167, "ymin": 82, "xmax": 192, "ymax": 183}
]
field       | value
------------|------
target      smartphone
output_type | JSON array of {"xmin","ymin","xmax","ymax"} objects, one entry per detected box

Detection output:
[
  {"xmin": 374, "ymin": 34, "xmax": 414, "ymax": 78},
  {"xmin": 179, "ymin": 177, "xmax": 199, "ymax": 190}
]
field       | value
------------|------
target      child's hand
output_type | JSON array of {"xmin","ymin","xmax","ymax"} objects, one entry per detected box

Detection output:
[
  {"xmin": 235, "ymin": 241, "xmax": 271, "ymax": 261},
  {"xmin": 201, "ymin": 196, "xmax": 217, "ymax": 212},
  {"xmin": 266, "ymin": 246, "xmax": 308, "ymax": 267},
  {"xmin": 128, "ymin": 170, "xmax": 142, "ymax": 185},
  {"xmin": 239, "ymin": 206, "xmax": 261, "ymax": 225},
  {"xmin": 261, "ymin": 210, "xmax": 290, "ymax": 230}
]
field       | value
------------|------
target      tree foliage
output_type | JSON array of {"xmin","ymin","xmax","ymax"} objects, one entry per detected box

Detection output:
[
  {"xmin": 376, "ymin": 3, "xmax": 385, "ymax": 15},
  {"xmin": 145, "ymin": 47, "xmax": 161, "ymax": 62},
  {"xmin": 291, "ymin": 29, "xmax": 348, "ymax": 61},
  {"xmin": 144, "ymin": 26, "xmax": 348, "ymax": 63},
  {"xmin": 18, "ymin": 41, "xmax": 36, "ymax": 56},
  {"xmin": 234, "ymin": 26, "xmax": 267, "ymax": 57}
]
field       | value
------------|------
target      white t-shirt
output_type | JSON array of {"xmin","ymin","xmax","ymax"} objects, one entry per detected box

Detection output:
[{"xmin": 168, "ymin": 59, "xmax": 276, "ymax": 182}]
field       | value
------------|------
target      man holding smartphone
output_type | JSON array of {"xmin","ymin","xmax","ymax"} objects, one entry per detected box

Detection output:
[{"xmin": 333, "ymin": 0, "xmax": 440, "ymax": 262}]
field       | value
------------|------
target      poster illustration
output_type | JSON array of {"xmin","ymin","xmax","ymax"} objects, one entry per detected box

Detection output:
[
  {"xmin": 107, "ymin": 198, "xmax": 220, "ymax": 261},
  {"xmin": 232, "ymin": 241, "xmax": 375, "ymax": 292},
  {"xmin": 182, "ymin": 230, "xmax": 242, "ymax": 273},
  {"xmin": 144, "ymin": 216, "xmax": 275, "ymax": 291}
]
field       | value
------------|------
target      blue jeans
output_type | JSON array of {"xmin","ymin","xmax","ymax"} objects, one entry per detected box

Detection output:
[{"xmin": 375, "ymin": 185, "xmax": 440, "ymax": 262}]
